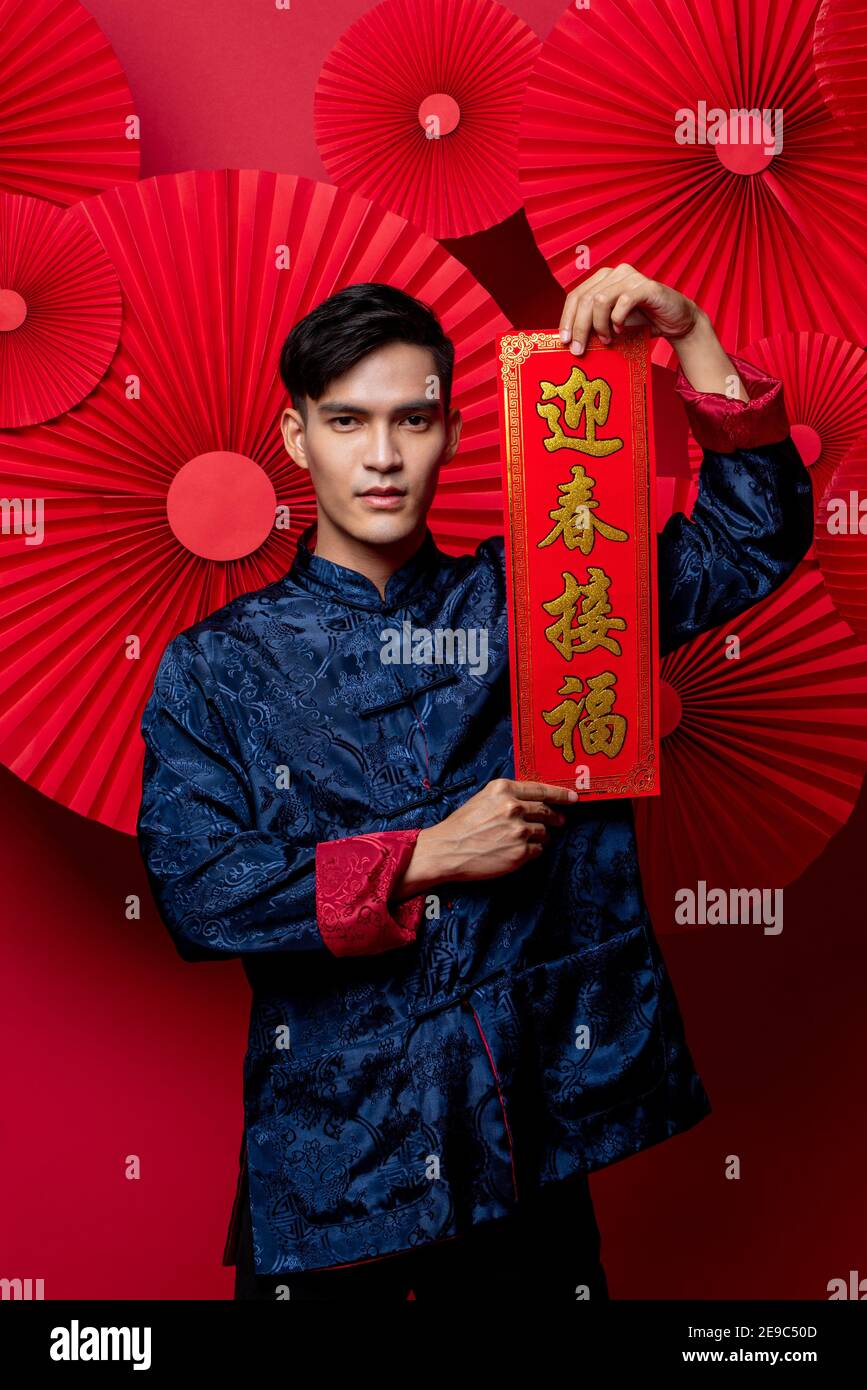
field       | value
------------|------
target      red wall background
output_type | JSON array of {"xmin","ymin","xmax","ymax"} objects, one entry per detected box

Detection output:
[{"xmin": 1, "ymin": 0, "xmax": 864, "ymax": 1299}]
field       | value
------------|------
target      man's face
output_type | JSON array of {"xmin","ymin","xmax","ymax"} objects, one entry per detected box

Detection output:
[{"xmin": 280, "ymin": 341, "xmax": 461, "ymax": 545}]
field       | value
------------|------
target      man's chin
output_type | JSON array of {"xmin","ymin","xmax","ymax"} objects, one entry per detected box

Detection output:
[{"xmin": 350, "ymin": 500, "xmax": 428, "ymax": 545}]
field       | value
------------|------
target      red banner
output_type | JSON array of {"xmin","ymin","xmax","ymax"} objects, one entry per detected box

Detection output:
[{"xmin": 496, "ymin": 327, "xmax": 660, "ymax": 800}]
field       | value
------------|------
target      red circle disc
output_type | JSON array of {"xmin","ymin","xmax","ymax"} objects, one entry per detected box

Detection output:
[{"xmin": 166, "ymin": 452, "xmax": 277, "ymax": 561}]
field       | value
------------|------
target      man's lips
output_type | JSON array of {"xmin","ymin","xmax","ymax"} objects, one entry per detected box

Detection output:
[{"xmin": 359, "ymin": 487, "xmax": 407, "ymax": 508}]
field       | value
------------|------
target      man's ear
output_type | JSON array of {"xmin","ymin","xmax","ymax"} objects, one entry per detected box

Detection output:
[
  {"xmin": 281, "ymin": 405, "xmax": 309, "ymax": 472},
  {"xmin": 443, "ymin": 406, "xmax": 462, "ymax": 464}
]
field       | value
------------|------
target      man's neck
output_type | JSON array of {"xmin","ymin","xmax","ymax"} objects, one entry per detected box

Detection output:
[{"xmin": 310, "ymin": 515, "xmax": 428, "ymax": 599}]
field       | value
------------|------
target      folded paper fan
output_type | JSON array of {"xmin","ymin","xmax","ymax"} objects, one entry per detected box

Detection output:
[
  {"xmin": 518, "ymin": 0, "xmax": 867, "ymax": 365},
  {"xmin": 0, "ymin": 191, "xmax": 122, "ymax": 427},
  {"xmin": 689, "ymin": 333, "xmax": 867, "ymax": 516},
  {"xmin": 0, "ymin": 169, "xmax": 510, "ymax": 835},
  {"xmin": 0, "ymin": 0, "xmax": 140, "ymax": 204},
  {"xmin": 634, "ymin": 559, "xmax": 867, "ymax": 934},
  {"xmin": 814, "ymin": 441, "xmax": 867, "ymax": 643},
  {"xmin": 814, "ymin": 0, "xmax": 867, "ymax": 146},
  {"xmin": 314, "ymin": 0, "xmax": 541, "ymax": 238}
]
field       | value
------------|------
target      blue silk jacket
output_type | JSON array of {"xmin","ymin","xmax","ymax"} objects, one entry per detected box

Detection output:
[{"xmin": 137, "ymin": 356, "xmax": 813, "ymax": 1274}]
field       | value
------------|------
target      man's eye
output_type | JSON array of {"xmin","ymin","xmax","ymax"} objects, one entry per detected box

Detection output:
[
  {"xmin": 331, "ymin": 416, "xmax": 356, "ymax": 428},
  {"xmin": 404, "ymin": 414, "xmax": 429, "ymax": 428}
]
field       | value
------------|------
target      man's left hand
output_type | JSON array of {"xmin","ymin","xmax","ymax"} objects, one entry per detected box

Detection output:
[{"xmin": 560, "ymin": 265, "xmax": 699, "ymax": 355}]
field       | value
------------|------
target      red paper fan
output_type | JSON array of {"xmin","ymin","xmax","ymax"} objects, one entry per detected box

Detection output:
[
  {"xmin": 0, "ymin": 0, "xmax": 140, "ymax": 204},
  {"xmin": 0, "ymin": 191, "xmax": 122, "ymax": 427},
  {"xmin": 814, "ymin": 441, "xmax": 867, "ymax": 643},
  {"xmin": 314, "ymin": 0, "xmax": 541, "ymax": 238},
  {"xmin": 634, "ymin": 559, "xmax": 867, "ymax": 934},
  {"xmin": 814, "ymin": 0, "xmax": 867, "ymax": 146},
  {"xmin": 687, "ymin": 333, "xmax": 867, "ymax": 516},
  {"xmin": 518, "ymin": 0, "xmax": 867, "ymax": 365},
  {"xmin": 0, "ymin": 170, "xmax": 510, "ymax": 835}
]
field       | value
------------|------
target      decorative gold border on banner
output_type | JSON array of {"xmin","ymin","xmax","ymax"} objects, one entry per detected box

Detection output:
[{"xmin": 499, "ymin": 329, "xmax": 657, "ymax": 796}]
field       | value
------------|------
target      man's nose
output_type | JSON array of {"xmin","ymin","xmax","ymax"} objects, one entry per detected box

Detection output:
[{"xmin": 365, "ymin": 422, "xmax": 402, "ymax": 467}]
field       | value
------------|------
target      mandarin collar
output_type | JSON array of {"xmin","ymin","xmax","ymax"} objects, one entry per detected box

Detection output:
[{"xmin": 285, "ymin": 521, "xmax": 446, "ymax": 612}]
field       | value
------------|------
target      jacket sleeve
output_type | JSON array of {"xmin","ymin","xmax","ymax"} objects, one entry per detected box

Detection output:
[
  {"xmin": 137, "ymin": 632, "xmax": 427, "ymax": 961},
  {"xmin": 657, "ymin": 352, "xmax": 814, "ymax": 657}
]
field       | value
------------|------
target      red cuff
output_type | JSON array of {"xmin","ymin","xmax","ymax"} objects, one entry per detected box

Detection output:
[
  {"xmin": 315, "ymin": 829, "xmax": 427, "ymax": 957},
  {"xmin": 674, "ymin": 352, "xmax": 790, "ymax": 454}
]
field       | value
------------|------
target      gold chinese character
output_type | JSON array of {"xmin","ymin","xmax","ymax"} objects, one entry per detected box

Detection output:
[
  {"xmin": 537, "ymin": 463, "xmax": 629, "ymax": 554},
  {"xmin": 541, "ymin": 671, "xmax": 627, "ymax": 762},
  {"xmin": 542, "ymin": 568, "xmax": 626, "ymax": 659},
  {"xmin": 536, "ymin": 366, "xmax": 624, "ymax": 457}
]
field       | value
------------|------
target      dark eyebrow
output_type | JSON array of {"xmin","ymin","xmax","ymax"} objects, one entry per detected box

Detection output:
[{"xmin": 316, "ymin": 399, "xmax": 438, "ymax": 416}]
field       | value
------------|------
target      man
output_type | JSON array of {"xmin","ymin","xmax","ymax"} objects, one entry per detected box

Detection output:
[{"xmin": 137, "ymin": 270, "xmax": 813, "ymax": 1300}]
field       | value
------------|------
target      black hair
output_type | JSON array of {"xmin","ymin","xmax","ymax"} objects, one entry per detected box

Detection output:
[{"xmin": 279, "ymin": 282, "xmax": 455, "ymax": 423}]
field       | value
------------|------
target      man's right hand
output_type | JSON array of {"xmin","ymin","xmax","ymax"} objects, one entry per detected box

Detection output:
[{"xmin": 393, "ymin": 778, "xmax": 579, "ymax": 900}]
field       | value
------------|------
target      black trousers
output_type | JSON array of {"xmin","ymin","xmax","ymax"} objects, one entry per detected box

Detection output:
[{"xmin": 233, "ymin": 1172, "xmax": 610, "ymax": 1301}]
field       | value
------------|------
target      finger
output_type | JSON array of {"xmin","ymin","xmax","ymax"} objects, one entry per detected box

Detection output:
[
  {"xmin": 513, "ymin": 781, "xmax": 579, "ymax": 803},
  {"xmin": 611, "ymin": 296, "xmax": 653, "ymax": 333},
  {"xmin": 559, "ymin": 267, "xmax": 612, "ymax": 344},
  {"xmin": 516, "ymin": 801, "xmax": 568, "ymax": 825},
  {"xmin": 594, "ymin": 270, "xmax": 640, "ymax": 337},
  {"xmin": 570, "ymin": 286, "xmax": 600, "ymax": 355},
  {"xmin": 591, "ymin": 290, "xmax": 620, "ymax": 343},
  {"xmin": 610, "ymin": 292, "xmax": 639, "ymax": 331},
  {"xmin": 570, "ymin": 270, "xmax": 634, "ymax": 352}
]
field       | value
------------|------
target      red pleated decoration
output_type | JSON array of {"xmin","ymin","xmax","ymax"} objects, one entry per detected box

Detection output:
[
  {"xmin": 315, "ymin": 0, "xmax": 541, "ymax": 238},
  {"xmin": 0, "ymin": 0, "xmax": 140, "ymax": 204},
  {"xmin": 814, "ymin": 0, "xmax": 867, "ymax": 146},
  {"xmin": 0, "ymin": 170, "xmax": 511, "ymax": 834},
  {"xmin": 634, "ymin": 559, "xmax": 867, "ymax": 933},
  {"xmin": 518, "ymin": 0, "xmax": 867, "ymax": 365},
  {"xmin": 687, "ymin": 332, "xmax": 867, "ymax": 517},
  {"xmin": 814, "ymin": 441, "xmax": 867, "ymax": 644},
  {"xmin": 0, "ymin": 191, "xmax": 122, "ymax": 426}
]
